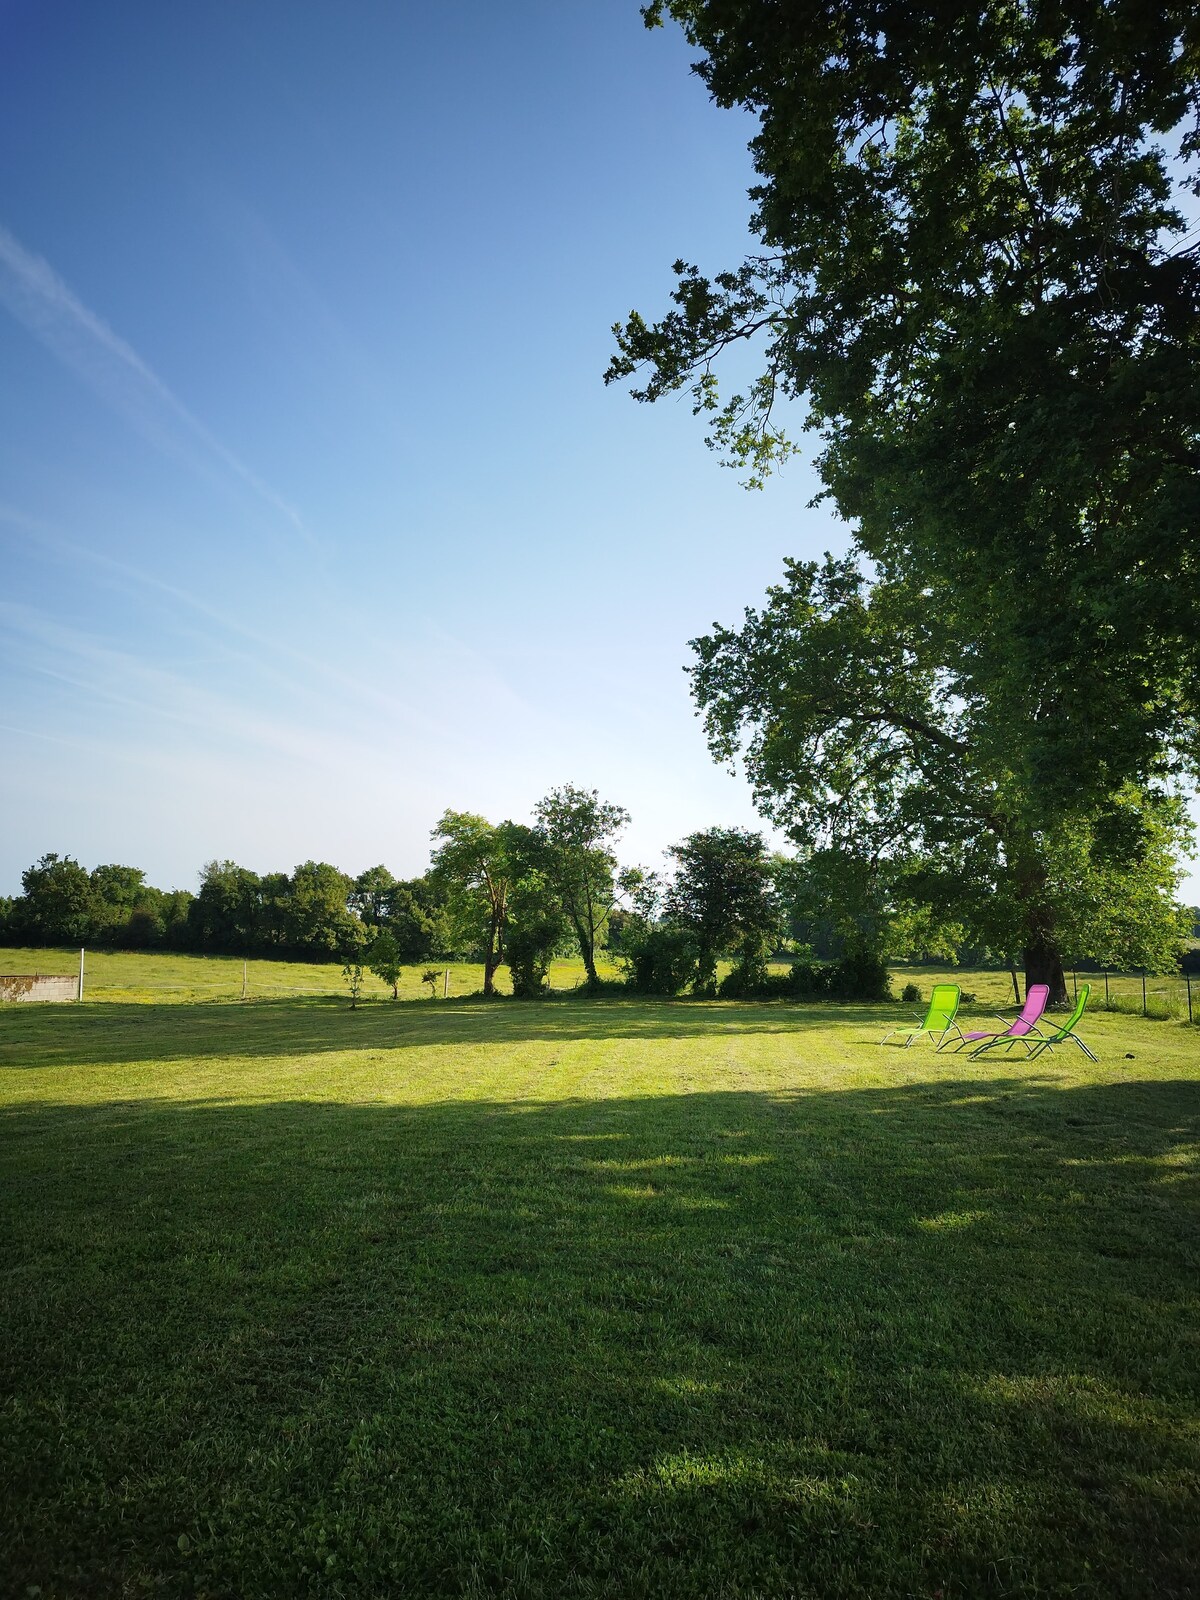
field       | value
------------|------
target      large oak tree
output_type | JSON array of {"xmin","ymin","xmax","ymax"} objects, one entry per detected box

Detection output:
[
  {"xmin": 690, "ymin": 556, "xmax": 1189, "ymax": 998},
  {"xmin": 610, "ymin": 0, "xmax": 1200, "ymax": 804}
]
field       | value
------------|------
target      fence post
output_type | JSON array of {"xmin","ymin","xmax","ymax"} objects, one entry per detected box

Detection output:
[
  {"xmin": 1104, "ymin": 970, "xmax": 1110, "ymax": 1007},
  {"xmin": 242, "ymin": 961, "xmax": 248, "ymax": 1001},
  {"xmin": 1188, "ymin": 971, "xmax": 1193, "ymax": 1025},
  {"xmin": 1072, "ymin": 970, "xmax": 1077, "ymax": 1001},
  {"xmin": 443, "ymin": 968, "xmax": 450, "ymax": 998},
  {"xmin": 77, "ymin": 947, "xmax": 85, "ymax": 1002},
  {"xmin": 1142, "ymin": 970, "xmax": 1147, "ymax": 1016}
]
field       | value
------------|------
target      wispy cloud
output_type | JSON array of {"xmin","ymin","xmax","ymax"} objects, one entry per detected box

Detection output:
[
  {"xmin": 0, "ymin": 510, "xmax": 455, "ymax": 739},
  {"xmin": 0, "ymin": 598, "xmax": 379, "ymax": 767},
  {"xmin": 0, "ymin": 223, "xmax": 312, "ymax": 543}
]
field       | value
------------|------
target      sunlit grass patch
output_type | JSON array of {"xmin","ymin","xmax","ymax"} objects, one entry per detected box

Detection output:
[{"xmin": 916, "ymin": 1208, "xmax": 989, "ymax": 1231}]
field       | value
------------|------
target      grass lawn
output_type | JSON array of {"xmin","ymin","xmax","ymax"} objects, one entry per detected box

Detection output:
[{"xmin": 1, "ymin": 988, "xmax": 1198, "ymax": 1597}]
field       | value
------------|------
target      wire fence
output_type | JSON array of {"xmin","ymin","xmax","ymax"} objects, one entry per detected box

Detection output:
[
  {"xmin": 0, "ymin": 950, "xmax": 621, "ymax": 1006},
  {"xmin": 889, "ymin": 962, "xmax": 1199, "ymax": 1024},
  {"xmin": 1072, "ymin": 968, "xmax": 1195, "ymax": 1023},
  {"xmin": 2, "ymin": 949, "xmax": 1196, "ymax": 1021}
]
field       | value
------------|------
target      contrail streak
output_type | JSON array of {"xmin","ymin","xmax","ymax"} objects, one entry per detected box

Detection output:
[{"xmin": 0, "ymin": 223, "xmax": 311, "ymax": 542}]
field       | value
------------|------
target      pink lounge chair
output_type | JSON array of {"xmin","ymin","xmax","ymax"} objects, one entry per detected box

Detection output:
[{"xmin": 936, "ymin": 983, "xmax": 1051, "ymax": 1057}]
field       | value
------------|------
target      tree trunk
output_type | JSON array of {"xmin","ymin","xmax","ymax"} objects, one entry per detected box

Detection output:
[
  {"xmin": 1023, "ymin": 932, "xmax": 1068, "ymax": 1006},
  {"xmin": 562, "ymin": 902, "xmax": 600, "ymax": 988},
  {"xmin": 695, "ymin": 946, "xmax": 718, "ymax": 996},
  {"xmin": 1012, "ymin": 852, "xmax": 1069, "ymax": 1006},
  {"xmin": 483, "ymin": 917, "xmax": 500, "ymax": 997}
]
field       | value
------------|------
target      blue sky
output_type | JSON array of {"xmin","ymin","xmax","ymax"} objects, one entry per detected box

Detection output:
[{"xmin": 1, "ymin": 1, "xmax": 1195, "ymax": 903}]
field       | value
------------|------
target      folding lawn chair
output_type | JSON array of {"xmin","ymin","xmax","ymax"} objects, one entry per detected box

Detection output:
[
  {"xmin": 941, "ymin": 982, "xmax": 1051, "ymax": 1057},
  {"xmin": 1024, "ymin": 984, "xmax": 1097, "ymax": 1061},
  {"xmin": 881, "ymin": 983, "xmax": 964, "ymax": 1049}
]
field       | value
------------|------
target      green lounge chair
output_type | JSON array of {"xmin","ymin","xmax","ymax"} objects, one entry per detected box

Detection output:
[
  {"xmin": 1024, "ymin": 984, "xmax": 1097, "ymax": 1061},
  {"xmin": 882, "ymin": 983, "xmax": 964, "ymax": 1048}
]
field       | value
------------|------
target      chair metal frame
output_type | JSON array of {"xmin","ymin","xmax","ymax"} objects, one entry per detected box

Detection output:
[
  {"xmin": 939, "ymin": 983, "xmax": 1052, "ymax": 1056},
  {"xmin": 1024, "ymin": 984, "xmax": 1097, "ymax": 1062},
  {"xmin": 882, "ymin": 983, "xmax": 965, "ymax": 1049}
]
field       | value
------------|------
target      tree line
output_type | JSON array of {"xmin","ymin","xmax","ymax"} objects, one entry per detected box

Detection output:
[
  {"xmin": 0, "ymin": 852, "xmax": 444, "ymax": 964},
  {"xmin": 1, "ymin": 780, "xmax": 1192, "ymax": 1001}
]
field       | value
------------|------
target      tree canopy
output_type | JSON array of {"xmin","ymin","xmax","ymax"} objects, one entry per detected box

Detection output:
[
  {"xmin": 689, "ymin": 555, "xmax": 1191, "ymax": 997},
  {"xmin": 17, "ymin": 854, "xmax": 95, "ymax": 945},
  {"xmin": 610, "ymin": 0, "xmax": 1200, "ymax": 801}
]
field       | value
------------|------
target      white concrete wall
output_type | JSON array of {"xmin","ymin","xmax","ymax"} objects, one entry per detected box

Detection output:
[{"xmin": 0, "ymin": 974, "xmax": 78, "ymax": 1003}]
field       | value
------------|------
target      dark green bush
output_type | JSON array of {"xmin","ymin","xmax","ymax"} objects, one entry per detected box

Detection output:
[
  {"xmin": 504, "ymin": 881, "xmax": 569, "ymax": 1000},
  {"xmin": 623, "ymin": 939, "xmax": 891, "ymax": 1003},
  {"xmin": 901, "ymin": 982, "xmax": 922, "ymax": 1003},
  {"xmin": 716, "ymin": 945, "xmax": 771, "ymax": 999},
  {"xmin": 776, "ymin": 951, "xmax": 890, "ymax": 1002},
  {"xmin": 506, "ymin": 924, "xmax": 560, "ymax": 998},
  {"xmin": 789, "ymin": 958, "xmax": 834, "ymax": 998},
  {"xmin": 828, "ymin": 947, "xmax": 892, "ymax": 1001},
  {"xmin": 759, "ymin": 971, "xmax": 800, "ymax": 998},
  {"xmin": 622, "ymin": 926, "xmax": 699, "ymax": 995},
  {"xmin": 716, "ymin": 958, "xmax": 833, "ymax": 1000}
]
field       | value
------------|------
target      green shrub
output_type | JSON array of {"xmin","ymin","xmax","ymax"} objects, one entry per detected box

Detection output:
[
  {"xmin": 758, "ymin": 971, "xmax": 799, "ymax": 998},
  {"xmin": 788, "ymin": 958, "xmax": 833, "ymax": 998},
  {"xmin": 622, "ymin": 926, "xmax": 699, "ymax": 995},
  {"xmin": 505, "ymin": 920, "xmax": 562, "ymax": 999},
  {"xmin": 828, "ymin": 947, "xmax": 892, "ymax": 1001},
  {"xmin": 717, "ymin": 945, "xmax": 771, "ymax": 999},
  {"xmin": 366, "ymin": 930, "xmax": 403, "ymax": 999},
  {"xmin": 901, "ymin": 982, "xmax": 922, "ymax": 1004},
  {"xmin": 504, "ymin": 876, "xmax": 570, "ymax": 1000},
  {"xmin": 624, "ymin": 939, "xmax": 891, "ymax": 1003}
]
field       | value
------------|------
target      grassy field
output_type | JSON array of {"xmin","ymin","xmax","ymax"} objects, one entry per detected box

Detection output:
[
  {"xmin": 2, "ymin": 980, "xmax": 1198, "ymax": 1597},
  {"xmin": 0, "ymin": 946, "xmax": 648, "ymax": 1003},
  {"xmin": 2, "ymin": 946, "xmax": 1194, "ymax": 1020},
  {"xmin": 0, "ymin": 945, "xmax": 570, "ymax": 1002}
]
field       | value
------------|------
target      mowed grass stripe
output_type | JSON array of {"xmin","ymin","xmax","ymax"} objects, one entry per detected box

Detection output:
[{"xmin": 2, "ymin": 998, "xmax": 1198, "ymax": 1598}]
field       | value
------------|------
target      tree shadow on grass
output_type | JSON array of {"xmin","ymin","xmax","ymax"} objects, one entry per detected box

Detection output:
[
  {"xmin": 2, "ymin": 1077, "xmax": 1198, "ymax": 1598},
  {"xmin": 0, "ymin": 994, "xmax": 903, "ymax": 1069}
]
